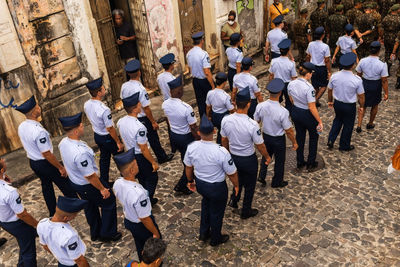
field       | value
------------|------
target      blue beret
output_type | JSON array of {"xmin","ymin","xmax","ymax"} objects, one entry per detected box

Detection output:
[
  {"xmin": 15, "ymin": 95, "xmax": 36, "ymax": 114},
  {"xmin": 303, "ymin": 62, "xmax": 316, "ymax": 71},
  {"xmin": 58, "ymin": 112, "xmax": 82, "ymax": 128},
  {"xmin": 86, "ymin": 77, "xmax": 103, "ymax": 91},
  {"xmin": 344, "ymin": 24, "xmax": 354, "ymax": 32},
  {"xmin": 159, "ymin": 53, "xmax": 175, "ymax": 65},
  {"xmin": 267, "ymin": 78, "xmax": 285, "ymax": 93},
  {"xmin": 125, "ymin": 59, "xmax": 141, "ymax": 73},
  {"xmin": 242, "ymin": 57, "xmax": 254, "ymax": 66},
  {"xmin": 199, "ymin": 114, "xmax": 214, "ymax": 134},
  {"xmin": 236, "ymin": 86, "xmax": 251, "ymax": 102},
  {"xmin": 57, "ymin": 196, "xmax": 88, "ymax": 213},
  {"xmin": 370, "ymin": 41, "xmax": 381, "ymax": 48},
  {"xmin": 191, "ymin": 31, "xmax": 204, "ymax": 39},
  {"xmin": 114, "ymin": 147, "xmax": 136, "ymax": 167},
  {"xmin": 230, "ymin": 33, "xmax": 241, "ymax": 42},
  {"xmin": 273, "ymin": 15, "xmax": 284, "ymax": 25},
  {"xmin": 122, "ymin": 92, "xmax": 140, "ymax": 108},
  {"xmin": 167, "ymin": 75, "xmax": 183, "ymax": 90},
  {"xmin": 215, "ymin": 72, "xmax": 228, "ymax": 81},
  {"xmin": 339, "ymin": 52, "xmax": 357, "ymax": 67},
  {"xmin": 278, "ymin": 39, "xmax": 291, "ymax": 49},
  {"xmin": 315, "ymin": 26, "xmax": 325, "ymax": 35}
]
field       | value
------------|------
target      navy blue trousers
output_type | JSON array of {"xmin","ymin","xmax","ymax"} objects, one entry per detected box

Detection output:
[
  {"xmin": 94, "ymin": 133, "xmax": 119, "ymax": 183},
  {"xmin": 124, "ymin": 215, "xmax": 161, "ymax": 261},
  {"xmin": 258, "ymin": 134, "xmax": 286, "ymax": 186},
  {"xmin": 170, "ymin": 132, "xmax": 194, "ymax": 190},
  {"xmin": 230, "ymin": 153, "xmax": 258, "ymax": 213},
  {"xmin": 248, "ymin": 99, "xmax": 258, "ymax": 119},
  {"xmin": 196, "ymin": 179, "xmax": 228, "ymax": 243},
  {"xmin": 193, "ymin": 78, "xmax": 212, "ymax": 117},
  {"xmin": 135, "ymin": 154, "xmax": 159, "ymax": 202},
  {"xmin": 30, "ymin": 159, "xmax": 77, "ymax": 217},
  {"xmin": 211, "ymin": 111, "xmax": 229, "ymax": 144},
  {"xmin": 138, "ymin": 117, "xmax": 168, "ymax": 162},
  {"xmin": 71, "ymin": 182, "xmax": 117, "ymax": 239},
  {"xmin": 279, "ymin": 83, "xmax": 292, "ymax": 114},
  {"xmin": 0, "ymin": 220, "xmax": 37, "ymax": 267},
  {"xmin": 291, "ymin": 106, "xmax": 319, "ymax": 165},
  {"xmin": 328, "ymin": 100, "xmax": 356, "ymax": 150},
  {"xmin": 58, "ymin": 263, "xmax": 77, "ymax": 267},
  {"xmin": 228, "ymin": 67, "xmax": 237, "ymax": 91}
]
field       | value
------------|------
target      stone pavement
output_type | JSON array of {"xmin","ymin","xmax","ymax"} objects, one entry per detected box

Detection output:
[{"xmin": 1, "ymin": 62, "xmax": 400, "ymax": 266}]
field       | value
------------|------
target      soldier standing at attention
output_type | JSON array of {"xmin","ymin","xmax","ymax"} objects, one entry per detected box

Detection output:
[
  {"xmin": 58, "ymin": 113, "xmax": 121, "ymax": 242},
  {"xmin": 84, "ymin": 77, "xmax": 124, "ymax": 185},
  {"xmin": 355, "ymin": 42, "xmax": 389, "ymax": 132},
  {"xmin": 306, "ymin": 27, "xmax": 331, "ymax": 106},
  {"xmin": 16, "ymin": 96, "xmax": 77, "ymax": 217},
  {"xmin": 121, "ymin": 60, "xmax": 174, "ymax": 164},
  {"xmin": 187, "ymin": 31, "xmax": 215, "ymax": 117},
  {"xmin": 354, "ymin": 3, "xmax": 379, "ymax": 58},
  {"xmin": 310, "ymin": 0, "xmax": 328, "ymax": 33},
  {"xmin": 327, "ymin": 53, "xmax": 365, "ymax": 151},
  {"xmin": 37, "ymin": 196, "xmax": 90, "ymax": 267},
  {"xmin": 381, "ymin": 4, "xmax": 400, "ymax": 74},
  {"xmin": 225, "ymin": 33, "xmax": 243, "ymax": 91},
  {"xmin": 265, "ymin": 15, "xmax": 294, "ymax": 62},
  {"xmin": 255, "ymin": 79, "xmax": 298, "ymax": 188},
  {"xmin": 184, "ymin": 115, "xmax": 239, "ymax": 246},
  {"xmin": 327, "ymin": 5, "xmax": 349, "ymax": 58},
  {"xmin": 157, "ymin": 53, "xmax": 176, "ymax": 101},
  {"xmin": 332, "ymin": 24, "xmax": 358, "ymax": 69},
  {"xmin": 391, "ymin": 31, "xmax": 400, "ymax": 89},
  {"xmin": 162, "ymin": 76, "xmax": 199, "ymax": 195},
  {"xmin": 345, "ymin": 0, "xmax": 364, "ymax": 26},
  {"xmin": 221, "ymin": 88, "xmax": 271, "ymax": 219},
  {"xmin": 293, "ymin": 8, "xmax": 312, "ymax": 64}
]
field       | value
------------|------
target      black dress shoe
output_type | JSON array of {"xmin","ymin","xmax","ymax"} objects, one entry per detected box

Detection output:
[
  {"xmin": 257, "ymin": 177, "xmax": 266, "ymax": 187},
  {"xmin": 241, "ymin": 208, "xmax": 258, "ymax": 219},
  {"xmin": 0, "ymin": 238, "xmax": 7, "ymax": 248},
  {"xmin": 91, "ymin": 236, "xmax": 99, "ymax": 242},
  {"xmin": 356, "ymin": 127, "xmax": 362, "ymax": 133},
  {"xmin": 174, "ymin": 185, "xmax": 193, "ymax": 195},
  {"xmin": 306, "ymin": 162, "xmax": 318, "ymax": 172},
  {"xmin": 339, "ymin": 145, "xmax": 355, "ymax": 152},
  {"xmin": 99, "ymin": 232, "xmax": 122, "ymax": 242},
  {"xmin": 158, "ymin": 153, "xmax": 174, "ymax": 164},
  {"xmin": 297, "ymin": 162, "xmax": 306, "ymax": 169},
  {"xmin": 271, "ymin": 181, "xmax": 288, "ymax": 188},
  {"xmin": 210, "ymin": 234, "xmax": 229, "ymax": 246},
  {"xmin": 327, "ymin": 141, "xmax": 334, "ymax": 149},
  {"xmin": 151, "ymin": 198, "xmax": 159, "ymax": 206},
  {"xmin": 366, "ymin": 123, "xmax": 375, "ymax": 130},
  {"xmin": 227, "ymin": 198, "xmax": 238, "ymax": 209},
  {"xmin": 199, "ymin": 232, "xmax": 211, "ymax": 242}
]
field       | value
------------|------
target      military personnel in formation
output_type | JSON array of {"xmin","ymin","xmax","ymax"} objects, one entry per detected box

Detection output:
[
  {"xmin": 327, "ymin": 5, "xmax": 349, "ymax": 57},
  {"xmin": 381, "ymin": 4, "xmax": 400, "ymax": 73},
  {"xmin": 310, "ymin": 0, "xmax": 329, "ymax": 32},
  {"xmin": 354, "ymin": 3, "xmax": 380, "ymax": 58},
  {"xmin": 346, "ymin": 0, "xmax": 364, "ymax": 25},
  {"xmin": 157, "ymin": 53, "xmax": 176, "ymax": 101},
  {"xmin": 265, "ymin": 15, "xmax": 291, "ymax": 62},
  {"xmin": 225, "ymin": 33, "xmax": 243, "ymax": 90},
  {"xmin": 37, "ymin": 196, "xmax": 90, "ymax": 267},
  {"xmin": 292, "ymin": 8, "xmax": 312, "ymax": 63},
  {"xmin": 392, "ymin": 31, "xmax": 400, "ymax": 89}
]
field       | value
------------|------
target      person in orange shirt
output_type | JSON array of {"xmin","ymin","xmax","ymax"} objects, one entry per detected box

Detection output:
[{"xmin": 269, "ymin": 0, "xmax": 289, "ymax": 29}]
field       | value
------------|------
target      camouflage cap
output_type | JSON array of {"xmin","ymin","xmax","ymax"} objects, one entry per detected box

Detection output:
[
  {"xmin": 317, "ymin": 0, "xmax": 325, "ymax": 4},
  {"xmin": 363, "ymin": 2, "xmax": 373, "ymax": 9},
  {"xmin": 300, "ymin": 8, "xmax": 308, "ymax": 14},
  {"xmin": 336, "ymin": 4, "xmax": 344, "ymax": 11},
  {"xmin": 390, "ymin": 4, "xmax": 400, "ymax": 12}
]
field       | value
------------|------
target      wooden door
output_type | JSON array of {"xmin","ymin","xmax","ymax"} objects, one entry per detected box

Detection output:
[
  {"xmin": 89, "ymin": 0, "xmax": 125, "ymax": 101},
  {"xmin": 178, "ymin": 0, "xmax": 205, "ymax": 60}
]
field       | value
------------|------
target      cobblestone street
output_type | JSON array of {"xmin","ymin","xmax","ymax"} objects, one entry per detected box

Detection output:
[{"xmin": 1, "ymin": 70, "xmax": 400, "ymax": 267}]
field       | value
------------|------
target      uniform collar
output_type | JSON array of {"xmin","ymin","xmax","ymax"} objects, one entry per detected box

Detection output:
[
  {"xmin": 268, "ymin": 99, "xmax": 280, "ymax": 105},
  {"xmin": 26, "ymin": 119, "xmax": 41, "ymax": 125},
  {"xmin": 0, "ymin": 179, "xmax": 10, "ymax": 186},
  {"xmin": 67, "ymin": 137, "xmax": 82, "ymax": 144},
  {"xmin": 235, "ymin": 112, "xmax": 248, "ymax": 118},
  {"xmin": 200, "ymin": 140, "xmax": 213, "ymax": 144}
]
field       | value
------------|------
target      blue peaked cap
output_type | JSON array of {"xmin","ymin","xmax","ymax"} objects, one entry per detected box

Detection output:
[
  {"xmin": 267, "ymin": 78, "xmax": 285, "ymax": 93},
  {"xmin": 199, "ymin": 114, "xmax": 214, "ymax": 134},
  {"xmin": 86, "ymin": 77, "xmax": 103, "ymax": 91},
  {"xmin": 236, "ymin": 86, "xmax": 251, "ymax": 102},
  {"xmin": 122, "ymin": 92, "xmax": 140, "ymax": 107},
  {"xmin": 167, "ymin": 75, "xmax": 183, "ymax": 90},
  {"xmin": 278, "ymin": 39, "xmax": 291, "ymax": 49},
  {"xmin": 159, "ymin": 53, "xmax": 175, "ymax": 65},
  {"xmin": 339, "ymin": 52, "xmax": 357, "ymax": 67},
  {"xmin": 57, "ymin": 196, "xmax": 88, "ymax": 213},
  {"xmin": 191, "ymin": 31, "xmax": 204, "ymax": 39},
  {"xmin": 58, "ymin": 112, "xmax": 82, "ymax": 128},
  {"xmin": 125, "ymin": 59, "xmax": 141, "ymax": 73},
  {"xmin": 15, "ymin": 95, "xmax": 36, "ymax": 114},
  {"xmin": 114, "ymin": 147, "xmax": 136, "ymax": 167},
  {"xmin": 273, "ymin": 15, "xmax": 284, "ymax": 25}
]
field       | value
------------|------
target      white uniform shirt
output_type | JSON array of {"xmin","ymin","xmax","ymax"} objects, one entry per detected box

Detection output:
[
  {"xmin": 162, "ymin": 98, "xmax": 197, "ymax": 135},
  {"xmin": 184, "ymin": 140, "xmax": 237, "ymax": 183},
  {"xmin": 288, "ymin": 78, "xmax": 316, "ymax": 109},
  {"xmin": 113, "ymin": 178, "xmax": 151, "ymax": 223},
  {"xmin": 254, "ymin": 100, "xmax": 292, "ymax": 136},
  {"xmin": 84, "ymin": 99, "xmax": 113, "ymax": 136},
  {"xmin": 0, "ymin": 180, "xmax": 24, "ymax": 222},
  {"xmin": 269, "ymin": 57, "xmax": 297, "ymax": 83},
  {"xmin": 306, "ymin": 40, "xmax": 330, "ymax": 66},
  {"xmin": 328, "ymin": 70, "xmax": 364, "ymax": 103},
  {"xmin": 233, "ymin": 72, "xmax": 260, "ymax": 99},
  {"xmin": 220, "ymin": 113, "xmax": 264, "ymax": 156},
  {"xmin": 356, "ymin": 56, "xmax": 388, "ymax": 80},
  {"xmin": 157, "ymin": 72, "xmax": 175, "ymax": 101},
  {"xmin": 18, "ymin": 120, "xmax": 53, "ymax": 161},
  {"xmin": 59, "ymin": 138, "xmax": 98, "ymax": 185},
  {"xmin": 120, "ymin": 80, "xmax": 150, "ymax": 118},
  {"xmin": 186, "ymin": 46, "xmax": 211, "ymax": 79},
  {"xmin": 336, "ymin": 35, "xmax": 356, "ymax": 54},
  {"xmin": 267, "ymin": 28, "xmax": 288, "ymax": 54},
  {"xmin": 117, "ymin": 115, "xmax": 148, "ymax": 153},
  {"xmin": 37, "ymin": 218, "xmax": 86, "ymax": 266},
  {"xmin": 206, "ymin": 89, "xmax": 234, "ymax": 114},
  {"xmin": 226, "ymin": 47, "xmax": 243, "ymax": 69}
]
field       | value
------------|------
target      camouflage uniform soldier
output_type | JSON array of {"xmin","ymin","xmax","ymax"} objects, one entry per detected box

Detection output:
[
  {"xmin": 293, "ymin": 8, "xmax": 312, "ymax": 63},
  {"xmin": 310, "ymin": 0, "xmax": 329, "ymax": 32},
  {"xmin": 328, "ymin": 0, "xmax": 342, "ymax": 15},
  {"xmin": 371, "ymin": 2, "xmax": 382, "ymax": 22},
  {"xmin": 354, "ymin": 3, "xmax": 379, "ymax": 58},
  {"xmin": 381, "ymin": 4, "xmax": 400, "ymax": 73},
  {"xmin": 391, "ymin": 31, "xmax": 400, "ymax": 88},
  {"xmin": 346, "ymin": 0, "xmax": 364, "ymax": 25},
  {"xmin": 379, "ymin": 0, "xmax": 398, "ymax": 17},
  {"xmin": 342, "ymin": 0, "xmax": 355, "ymax": 13},
  {"xmin": 327, "ymin": 5, "xmax": 349, "ymax": 56}
]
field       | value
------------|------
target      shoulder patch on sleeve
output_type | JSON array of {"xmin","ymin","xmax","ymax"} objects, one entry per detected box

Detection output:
[
  {"xmin": 16, "ymin": 196, "xmax": 21, "ymax": 204},
  {"xmin": 190, "ymin": 111, "xmax": 195, "ymax": 117},
  {"xmin": 140, "ymin": 199, "xmax": 148, "ymax": 207},
  {"xmin": 39, "ymin": 137, "xmax": 46, "ymax": 144},
  {"xmin": 139, "ymin": 130, "xmax": 146, "ymax": 137},
  {"xmin": 311, "ymin": 90, "xmax": 316, "ymax": 97},
  {"xmin": 228, "ymin": 158, "xmax": 234, "ymax": 166},
  {"xmin": 80, "ymin": 160, "xmax": 88, "ymax": 167},
  {"xmin": 207, "ymin": 56, "xmax": 210, "ymax": 63},
  {"xmin": 257, "ymin": 129, "xmax": 261, "ymax": 136},
  {"xmin": 68, "ymin": 242, "xmax": 77, "ymax": 251},
  {"xmin": 145, "ymin": 93, "xmax": 150, "ymax": 100},
  {"xmin": 107, "ymin": 114, "xmax": 112, "ymax": 120}
]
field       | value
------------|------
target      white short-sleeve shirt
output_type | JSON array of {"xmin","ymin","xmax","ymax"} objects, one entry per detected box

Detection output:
[
  {"xmin": 186, "ymin": 46, "xmax": 211, "ymax": 79},
  {"xmin": 157, "ymin": 72, "xmax": 175, "ymax": 101},
  {"xmin": 328, "ymin": 70, "xmax": 365, "ymax": 103},
  {"xmin": 0, "ymin": 180, "xmax": 24, "ymax": 222},
  {"xmin": 254, "ymin": 100, "xmax": 292, "ymax": 136},
  {"xmin": 233, "ymin": 72, "xmax": 260, "ymax": 99},
  {"xmin": 120, "ymin": 80, "xmax": 151, "ymax": 118},
  {"xmin": 356, "ymin": 56, "xmax": 388, "ymax": 80},
  {"xmin": 306, "ymin": 40, "xmax": 330, "ymax": 66},
  {"xmin": 18, "ymin": 120, "xmax": 53, "ymax": 161},
  {"xmin": 117, "ymin": 115, "xmax": 148, "ymax": 153},
  {"xmin": 162, "ymin": 98, "xmax": 197, "ymax": 135},
  {"xmin": 267, "ymin": 28, "xmax": 288, "ymax": 54},
  {"xmin": 269, "ymin": 57, "xmax": 297, "ymax": 83},
  {"xmin": 287, "ymin": 78, "xmax": 316, "ymax": 110},
  {"xmin": 206, "ymin": 88, "xmax": 234, "ymax": 114},
  {"xmin": 336, "ymin": 35, "xmax": 357, "ymax": 54},
  {"xmin": 226, "ymin": 47, "xmax": 243, "ymax": 69},
  {"xmin": 84, "ymin": 99, "xmax": 113, "ymax": 136}
]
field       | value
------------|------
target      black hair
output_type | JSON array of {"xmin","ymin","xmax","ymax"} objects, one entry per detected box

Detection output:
[
  {"xmin": 242, "ymin": 64, "xmax": 251, "ymax": 71},
  {"xmin": 142, "ymin": 238, "xmax": 167, "ymax": 264},
  {"xmin": 280, "ymin": 48, "xmax": 289, "ymax": 56},
  {"xmin": 216, "ymin": 77, "xmax": 227, "ymax": 86},
  {"xmin": 345, "ymin": 29, "xmax": 353, "ymax": 35},
  {"xmin": 343, "ymin": 64, "xmax": 354, "ymax": 70},
  {"xmin": 228, "ymin": 10, "xmax": 236, "ymax": 19},
  {"xmin": 236, "ymin": 100, "xmax": 249, "ymax": 109},
  {"xmin": 313, "ymin": 33, "xmax": 323, "ymax": 41},
  {"xmin": 370, "ymin": 46, "xmax": 380, "ymax": 55},
  {"xmin": 124, "ymin": 104, "xmax": 138, "ymax": 114},
  {"xmin": 297, "ymin": 65, "xmax": 312, "ymax": 76},
  {"xmin": 89, "ymin": 88, "xmax": 102, "ymax": 97},
  {"xmin": 193, "ymin": 38, "xmax": 202, "ymax": 45},
  {"xmin": 162, "ymin": 64, "xmax": 172, "ymax": 70}
]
